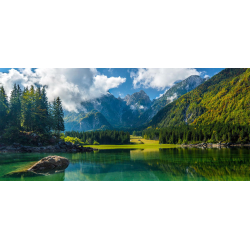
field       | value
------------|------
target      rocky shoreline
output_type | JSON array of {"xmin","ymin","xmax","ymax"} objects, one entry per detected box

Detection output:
[
  {"xmin": 181, "ymin": 142, "xmax": 250, "ymax": 149},
  {"xmin": 0, "ymin": 141, "xmax": 97, "ymax": 153}
]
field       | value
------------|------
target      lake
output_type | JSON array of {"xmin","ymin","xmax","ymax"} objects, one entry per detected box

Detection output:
[{"xmin": 0, "ymin": 147, "xmax": 250, "ymax": 181}]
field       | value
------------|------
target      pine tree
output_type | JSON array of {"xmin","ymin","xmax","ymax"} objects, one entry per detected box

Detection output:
[
  {"xmin": 52, "ymin": 97, "xmax": 65, "ymax": 134},
  {"xmin": 9, "ymin": 84, "xmax": 22, "ymax": 129},
  {"xmin": 21, "ymin": 87, "xmax": 33, "ymax": 131},
  {"xmin": 40, "ymin": 86, "xmax": 50, "ymax": 133},
  {"xmin": 0, "ymin": 86, "xmax": 9, "ymax": 131},
  {"xmin": 34, "ymin": 86, "xmax": 49, "ymax": 133}
]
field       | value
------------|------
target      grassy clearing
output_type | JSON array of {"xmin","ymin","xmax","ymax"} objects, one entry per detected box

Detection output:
[{"xmin": 88, "ymin": 136, "xmax": 178, "ymax": 150}]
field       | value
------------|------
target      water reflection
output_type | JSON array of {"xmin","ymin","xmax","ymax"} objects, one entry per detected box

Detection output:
[{"xmin": 1, "ymin": 147, "xmax": 250, "ymax": 181}]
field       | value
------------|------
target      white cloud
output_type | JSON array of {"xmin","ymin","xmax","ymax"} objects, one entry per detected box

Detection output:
[
  {"xmin": 156, "ymin": 88, "xmax": 169, "ymax": 99},
  {"xmin": 0, "ymin": 68, "xmax": 126, "ymax": 112},
  {"xmin": 156, "ymin": 91, "xmax": 178, "ymax": 102},
  {"xmin": 130, "ymin": 68, "xmax": 200, "ymax": 90},
  {"xmin": 167, "ymin": 93, "xmax": 178, "ymax": 103}
]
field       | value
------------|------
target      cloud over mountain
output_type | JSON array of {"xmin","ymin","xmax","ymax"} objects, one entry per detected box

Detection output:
[
  {"xmin": 0, "ymin": 68, "xmax": 126, "ymax": 112},
  {"xmin": 130, "ymin": 68, "xmax": 200, "ymax": 90}
]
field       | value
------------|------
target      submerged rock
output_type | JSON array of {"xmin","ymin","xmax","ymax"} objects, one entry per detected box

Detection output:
[
  {"xmin": 3, "ymin": 156, "xmax": 70, "ymax": 179},
  {"xmin": 28, "ymin": 156, "xmax": 70, "ymax": 173}
]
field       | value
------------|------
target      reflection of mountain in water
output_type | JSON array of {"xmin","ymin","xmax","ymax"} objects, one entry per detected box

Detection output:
[{"xmin": 148, "ymin": 148, "xmax": 250, "ymax": 181}]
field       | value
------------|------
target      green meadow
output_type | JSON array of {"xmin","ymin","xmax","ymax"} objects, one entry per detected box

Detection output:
[{"xmin": 88, "ymin": 136, "xmax": 178, "ymax": 150}]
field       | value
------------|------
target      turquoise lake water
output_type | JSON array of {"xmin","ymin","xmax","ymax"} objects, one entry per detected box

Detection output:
[{"xmin": 1, "ymin": 147, "xmax": 250, "ymax": 181}]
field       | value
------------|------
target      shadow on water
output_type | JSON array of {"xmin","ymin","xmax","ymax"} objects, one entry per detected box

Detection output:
[{"xmin": 1, "ymin": 147, "xmax": 250, "ymax": 181}]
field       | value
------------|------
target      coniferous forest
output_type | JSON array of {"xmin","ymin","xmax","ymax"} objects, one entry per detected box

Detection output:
[
  {"xmin": 0, "ymin": 84, "xmax": 64, "ymax": 145},
  {"xmin": 65, "ymin": 130, "xmax": 130, "ymax": 145},
  {"xmin": 142, "ymin": 124, "xmax": 250, "ymax": 144}
]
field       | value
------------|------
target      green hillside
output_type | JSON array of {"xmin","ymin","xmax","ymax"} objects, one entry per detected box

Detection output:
[
  {"xmin": 134, "ymin": 75, "xmax": 206, "ymax": 127},
  {"xmin": 149, "ymin": 68, "xmax": 249, "ymax": 128}
]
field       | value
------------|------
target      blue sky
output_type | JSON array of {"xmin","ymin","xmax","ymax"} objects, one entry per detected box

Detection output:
[{"xmin": 0, "ymin": 68, "xmax": 224, "ymax": 100}]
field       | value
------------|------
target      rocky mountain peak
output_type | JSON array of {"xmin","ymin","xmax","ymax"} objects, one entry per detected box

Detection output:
[
  {"xmin": 124, "ymin": 90, "xmax": 151, "ymax": 107},
  {"xmin": 138, "ymin": 89, "xmax": 146, "ymax": 94}
]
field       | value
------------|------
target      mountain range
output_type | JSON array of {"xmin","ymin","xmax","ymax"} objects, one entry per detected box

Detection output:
[{"xmin": 64, "ymin": 75, "xmax": 207, "ymax": 131}]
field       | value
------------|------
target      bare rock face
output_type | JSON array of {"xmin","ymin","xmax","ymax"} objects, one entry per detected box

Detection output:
[{"xmin": 28, "ymin": 156, "xmax": 70, "ymax": 173}]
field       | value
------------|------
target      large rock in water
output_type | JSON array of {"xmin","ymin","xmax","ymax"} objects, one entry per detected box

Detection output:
[{"xmin": 28, "ymin": 156, "xmax": 70, "ymax": 173}]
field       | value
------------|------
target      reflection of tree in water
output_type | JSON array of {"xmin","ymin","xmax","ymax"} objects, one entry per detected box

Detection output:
[
  {"xmin": 66, "ymin": 148, "xmax": 250, "ymax": 181},
  {"xmin": 155, "ymin": 148, "xmax": 250, "ymax": 181},
  {"xmin": 62, "ymin": 150, "xmax": 130, "ymax": 181},
  {"xmin": 2, "ymin": 147, "xmax": 250, "ymax": 181},
  {"xmin": 69, "ymin": 150, "xmax": 152, "ymax": 175},
  {"xmin": 69, "ymin": 150, "xmax": 131, "ymax": 164}
]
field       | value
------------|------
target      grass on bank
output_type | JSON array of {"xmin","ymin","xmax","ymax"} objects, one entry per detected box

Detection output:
[{"xmin": 88, "ymin": 136, "xmax": 177, "ymax": 150}]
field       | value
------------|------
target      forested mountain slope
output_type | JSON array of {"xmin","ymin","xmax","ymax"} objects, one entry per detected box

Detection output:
[
  {"xmin": 135, "ymin": 75, "xmax": 206, "ymax": 126},
  {"xmin": 149, "ymin": 68, "xmax": 249, "ymax": 127}
]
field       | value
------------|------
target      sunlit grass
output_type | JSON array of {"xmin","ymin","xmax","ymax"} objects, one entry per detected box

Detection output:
[
  {"xmin": 88, "ymin": 144, "xmax": 178, "ymax": 149},
  {"xmin": 88, "ymin": 136, "xmax": 178, "ymax": 150}
]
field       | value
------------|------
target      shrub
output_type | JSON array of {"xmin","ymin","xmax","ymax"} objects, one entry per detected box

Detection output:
[{"xmin": 63, "ymin": 136, "xmax": 85, "ymax": 146}]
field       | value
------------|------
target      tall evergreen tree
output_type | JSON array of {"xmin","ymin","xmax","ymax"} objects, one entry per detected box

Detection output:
[
  {"xmin": 34, "ymin": 86, "xmax": 47, "ymax": 133},
  {"xmin": 52, "ymin": 97, "xmax": 65, "ymax": 133},
  {"xmin": 9, "ymin": 84, "xmax": 22, "ymax": 128},
  {"xmin": 0, "ymin": 86, "xmax": 9, "ymax": 132},
  {"xmin": 21, "ymin": 86, "xmax": 33, "ymax": 131},
  {"xmin": 40, "ymin": 86, "xmax": 50, "ymax": 133}
]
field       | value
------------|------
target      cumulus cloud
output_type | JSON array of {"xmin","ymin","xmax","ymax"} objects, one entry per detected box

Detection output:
[
  {"xmin": 0, "ymin": 68, "xmax": 126, "ymax": 112},
  {"xmin": 130, "ymin": 68, "xmax": 200, "ymax": 90}
]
